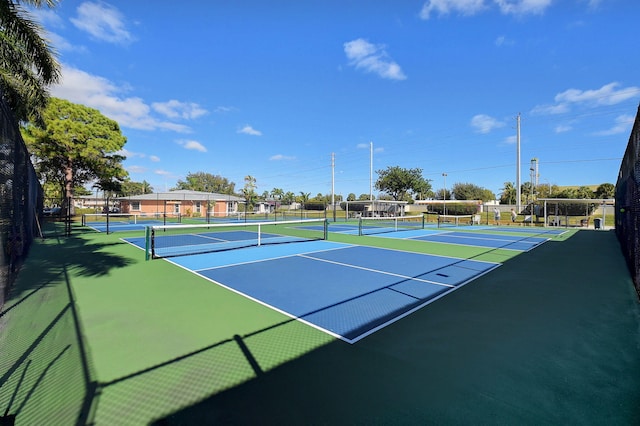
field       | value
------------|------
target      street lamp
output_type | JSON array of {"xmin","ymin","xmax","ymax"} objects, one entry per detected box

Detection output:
[{"xmin": 442, "ymin": 173, "xmax": 447, "ymax": 216}]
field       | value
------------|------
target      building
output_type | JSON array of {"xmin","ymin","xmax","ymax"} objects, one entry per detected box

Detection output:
[{"xmin": 117, "ymin": 190, "xmax": 244, "ymax": 218}]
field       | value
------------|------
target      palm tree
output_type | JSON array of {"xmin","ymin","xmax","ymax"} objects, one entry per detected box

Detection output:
[
  {"xmin": 141, "ymin": 180, "xmax": 152, "ymax": 194},
  {"xmin": 500, "ymin": 181, "xmax": 516, "ymax": 205},
  {"xmin": 0, "ymin": 0, "xmax": 61, "ymax": 124}
]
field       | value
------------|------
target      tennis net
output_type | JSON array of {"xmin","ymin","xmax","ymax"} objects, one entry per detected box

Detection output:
[
  {"xmin": 437, "ymin": 214, "xmax": 474, "ymax": 228},
  {"xmin": 358, "ymin": 215, "xmax": 425, "ymax": 236},
  {"xmin": 146, "ymin": 218, "xmax": 328, "ymax": 259},
  {"xmin": 82, "ymin": 212, "xmax": 182, "ymax": 226}
]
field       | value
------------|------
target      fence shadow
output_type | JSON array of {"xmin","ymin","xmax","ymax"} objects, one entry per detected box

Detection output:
[{"xmin": 0, "ymin": 229, "xmax": 134, "ymax": 425}]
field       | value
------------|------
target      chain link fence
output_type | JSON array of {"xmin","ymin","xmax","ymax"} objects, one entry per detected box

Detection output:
[
  {"xmin": 615, "ymin": 104, "xmax": 640, "ymax": 298},
  {"xmin": 0, "ymin": 91, "xmax": 43, "ymax": 310}
]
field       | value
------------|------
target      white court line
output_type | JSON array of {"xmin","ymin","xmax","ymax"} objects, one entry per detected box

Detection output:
[{"xmin": 298, "ymin": 253, "xmax": 455, "ymax": 288}]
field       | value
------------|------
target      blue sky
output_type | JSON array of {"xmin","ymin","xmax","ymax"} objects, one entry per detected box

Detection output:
[{"xmin": 32, "ymin": 0, "xmax": 640, "ymax": 198}]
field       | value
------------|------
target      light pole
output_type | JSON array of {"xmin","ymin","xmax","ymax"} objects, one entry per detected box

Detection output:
[{"xmin": 442, "ymin": 173, "xmax": 447, "ymax": 216}]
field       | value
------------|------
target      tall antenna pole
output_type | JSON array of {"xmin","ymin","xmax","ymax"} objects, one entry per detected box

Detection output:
[
  {"xmin": 369, "ymin": 141, "xmax": 373, "ymax": 201},
  {"xmin": 331, "ymin": 152, "xmax": 335, "ymax": 221},
  {"xmin": 516, "ymin": 113, "xmax": 521, "ymax": 213}
]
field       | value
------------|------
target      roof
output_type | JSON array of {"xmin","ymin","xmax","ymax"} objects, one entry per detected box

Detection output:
[
  {"xmin": 538, "ymin": 198, "xmax": 615, "ymax": 205},
  {"xmin": 117, "ymin": 190, "xmax": 244, "ymax": 202}
]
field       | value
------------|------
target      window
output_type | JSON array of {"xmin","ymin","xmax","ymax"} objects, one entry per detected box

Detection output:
[
  {"xmin": 195, "ymin": 201, "xmax": 201, "ymax": 214},
  {"xmin": 131, "ymin": 201, "xmax": 140, "ymax": 211}
]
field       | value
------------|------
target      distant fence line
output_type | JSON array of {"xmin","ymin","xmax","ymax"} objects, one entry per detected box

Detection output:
[
  {"xmin": 616, "ymin": 104, "xmax": 640, "ymax": 298},
  {"xmin": 0, "ymin": 91, "xmax": 43, "ymax": 310}
]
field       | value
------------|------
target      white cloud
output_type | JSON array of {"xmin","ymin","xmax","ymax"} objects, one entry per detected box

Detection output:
[
  {"xmin": 46, "ymin": 31, "xmax": 87, "ymax": 53},
  {"xmin": 420, "ymin": 0, "xmax": 487, "ymax": 19},
  {"xmin": 494, "ymin": 0, "xmax": 552, "ymax": 16},
  {"xmin": 178, "ymin": 140, "xmax": 207, "ymax": 152},
  {"xmin": 29, "ymin": 7, "xmax": 65, "ymax": 29},
  {"xmin": 420, "ymin": 0, "xmax": 553, "ymax": 19},
  {"xmin": 155, "ymin": 169, "xmax": 174, "ymax": 177},
  {"xmin": 152, "ymin": 100, "xmax": 207, "ymax": 120},
  {"xmin": 344, "ymin": 38, "xmax": 407, "ymax": 81},
  {"xmin": 470, "ymin": 114, "xmax": 505, "ymax": 133},
  {"xmin": 555, "ymin": 82, "xmax": 640, "ymax": 106},
  {"xmin": 51, "ymin": 64, "xmax": 192, "ymax": 132},
  {"xmin": 532, "ymin": 82, "xmax": 640, "ymax": 115},
  {"xmin": 127, "ymin": 165, "xmax": 147, "ymax": 173},
  {"xmin": 531, "ymin": 103, "xmax": 570, "ymax": 115},
  {"xmin": 70, "ymin": 1, "xmax": 134, "ymax": 44},
  {"xmin": 214, "ymin": 106, "xmax": 238, "ymax": 113},
  {"xmin": 594, "ymin": 114, "xmax": 634, "ymax": 136},
  {"xmin": 238, "ymin": 125, "xmax": 262, "ymax": 136},
  {"xmin": 149, "ymin": 155, "xmax": 160, "ymax": 162},
  {"xmin": 495, "ymin": 35, "xmax": 515, "ymax": 47},
  {"xmin": 116, "ymin": 148, "xmax": 145, "ymax": 159},
  {"xmin": 269, "ymin": 154, "xmax": 296, "ymax": 161},
  {"xmin": 555, "ymin": 124, "xmax": 572, "ymax": 133},
  {"xmin": 356, "ymin": 143, "xmax": 383, "ymax": 152},
  {"xmin": 504, "ymin": 135, "xmax": 517, "ymax": 144}
]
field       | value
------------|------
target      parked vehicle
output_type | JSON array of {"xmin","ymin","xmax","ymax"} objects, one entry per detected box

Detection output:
[{"xmin": 43, "ymin": 206, "xmax": 62, "ymax": 216}]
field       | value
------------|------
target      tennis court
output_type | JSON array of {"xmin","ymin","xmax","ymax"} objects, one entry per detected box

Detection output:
[
  {"xmin": 3, "ymin": 220, "xmax": 640, "ymax": 425},
  {"xmin": 379, "ymin": 229, "xmax": 552, "ymax": 251},
  {"xmin": 81, "ymin": 213, "xmax": 182, "ymax": 233},
  {"xmin": 124, "ymin": 233, "xmax": 499, "ymax": 343}
]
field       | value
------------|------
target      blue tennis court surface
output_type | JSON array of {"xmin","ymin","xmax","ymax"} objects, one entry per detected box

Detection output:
[
  {"xmin": 369, "ymin": 228, "xmax": 561, "ymax": 251},
  {"xmin": 159, "ymin": 242, "xmax": 499, "ymax": 343},
  {"xmin": 84, "ymin": 219, "xmax": 177, "ymax": 233},
  {"xmin": 408, "ymin": 231, "xmax": 548, "ymax": 251}
]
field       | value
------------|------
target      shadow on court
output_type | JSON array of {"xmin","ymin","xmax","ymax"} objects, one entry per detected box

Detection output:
[
  {"xmin": 0, "ymin": 224, "xmax": 133, "ymax": 425},
  {"xmin": 149, "ymin": 230, "xmax": 640, "ymax": 425},
  {"xmin": 1, "ymin": 226, "xmax": 639, "ymax": 424}
]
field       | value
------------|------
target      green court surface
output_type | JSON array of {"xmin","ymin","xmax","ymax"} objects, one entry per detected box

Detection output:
[{"xmin": 1, "ymin": 223, "xmax": 639, "ymax": 425}]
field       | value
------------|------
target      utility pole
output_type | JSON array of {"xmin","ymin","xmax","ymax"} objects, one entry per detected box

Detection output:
[
  {"xmin": 442, "ymin": 172, "xmax": 447, "ymax": 216},
  {"xmin": 516, "ymin": 113, "xmax": 521, "ymax": 214},
  {"xmin": 369, "ymin": 141, "xmax": 373, "ymax": 202},
  {"xmin": 331, "ymin": 152, "xmax": 335, "ymax": 222}
]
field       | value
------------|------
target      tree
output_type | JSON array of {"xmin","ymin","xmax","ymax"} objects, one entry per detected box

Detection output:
[
  {"xmin": 595, "ymin": 183, "xmax": 614, "ymax": 199},
  {"xmin": 283, "ymin": 191, "xmax": 296, "ymax": 204},
  {"xmin": 434, "ymin": 188, "xmax": 451, "ymax": 201},
  {"xmin": 242, "ymin": 175, "xmax": 257, "ymax": 211},
  {"xmin": 500, "ymin": 182, "xmax": 516, "ymax": 204},
  {"xmin": 358, "ymin": 193, "xmax": 370, "ymax": 201},
  {"xmin": 375, "ymin": 166, "xmax": 431, "ymax": 201},
  {"xmin": 141, "ymin": 180, "xmax": 152, "ymax": 194},
  {"xmin": 0, "ymin": 0, "xmax": 61, "ymax": 124},
  {"xmin": 451, "ymin": 182, "xmax": 494, "ymax": 201},
  {"xmin": 555, "ymin": 187, "xmax": 577, "ymax": 198},
  {"xmin": 121, "ymin": 179, "xmax": 153, "ymax": 196},
  {"xmin": 298, "ymin": 191, "xmax": 310, "ymax": 206},
  {"xmin": 173, "ymin": 171, "xmax": 235, "ymax": 194},
  {"xmin": 347, "ymin": 193, "xmax": 356, "ymax": 201},
  {"xmin": 575, "ymin": 186, "xmax": 594, "ymax": 199},
  {"xmin": 536, "ymin": 183, "xmax": 559, "ymax": 198},
  {"xmin": 21, "ymin": 98, "xmax": 128, "ymax": 211},
  {"xmin": 270, "ymin": 188, "xmax": 284, "ymax": 202}
]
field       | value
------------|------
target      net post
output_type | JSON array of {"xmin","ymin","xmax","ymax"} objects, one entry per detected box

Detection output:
[
  {"xmin": 324, "ymin": 218, "xmax": 329, "ymax": 240},
  {"xmin": 144, "ymin": 226, "xmax": 150, "ymax": 261},
  {"xmin": 257, "ymin": 223, "xmax": 261, "ymax": 246},
  {"xmin": 421, "ymin": 214, "xmax": 425, "ymax": 229}
]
